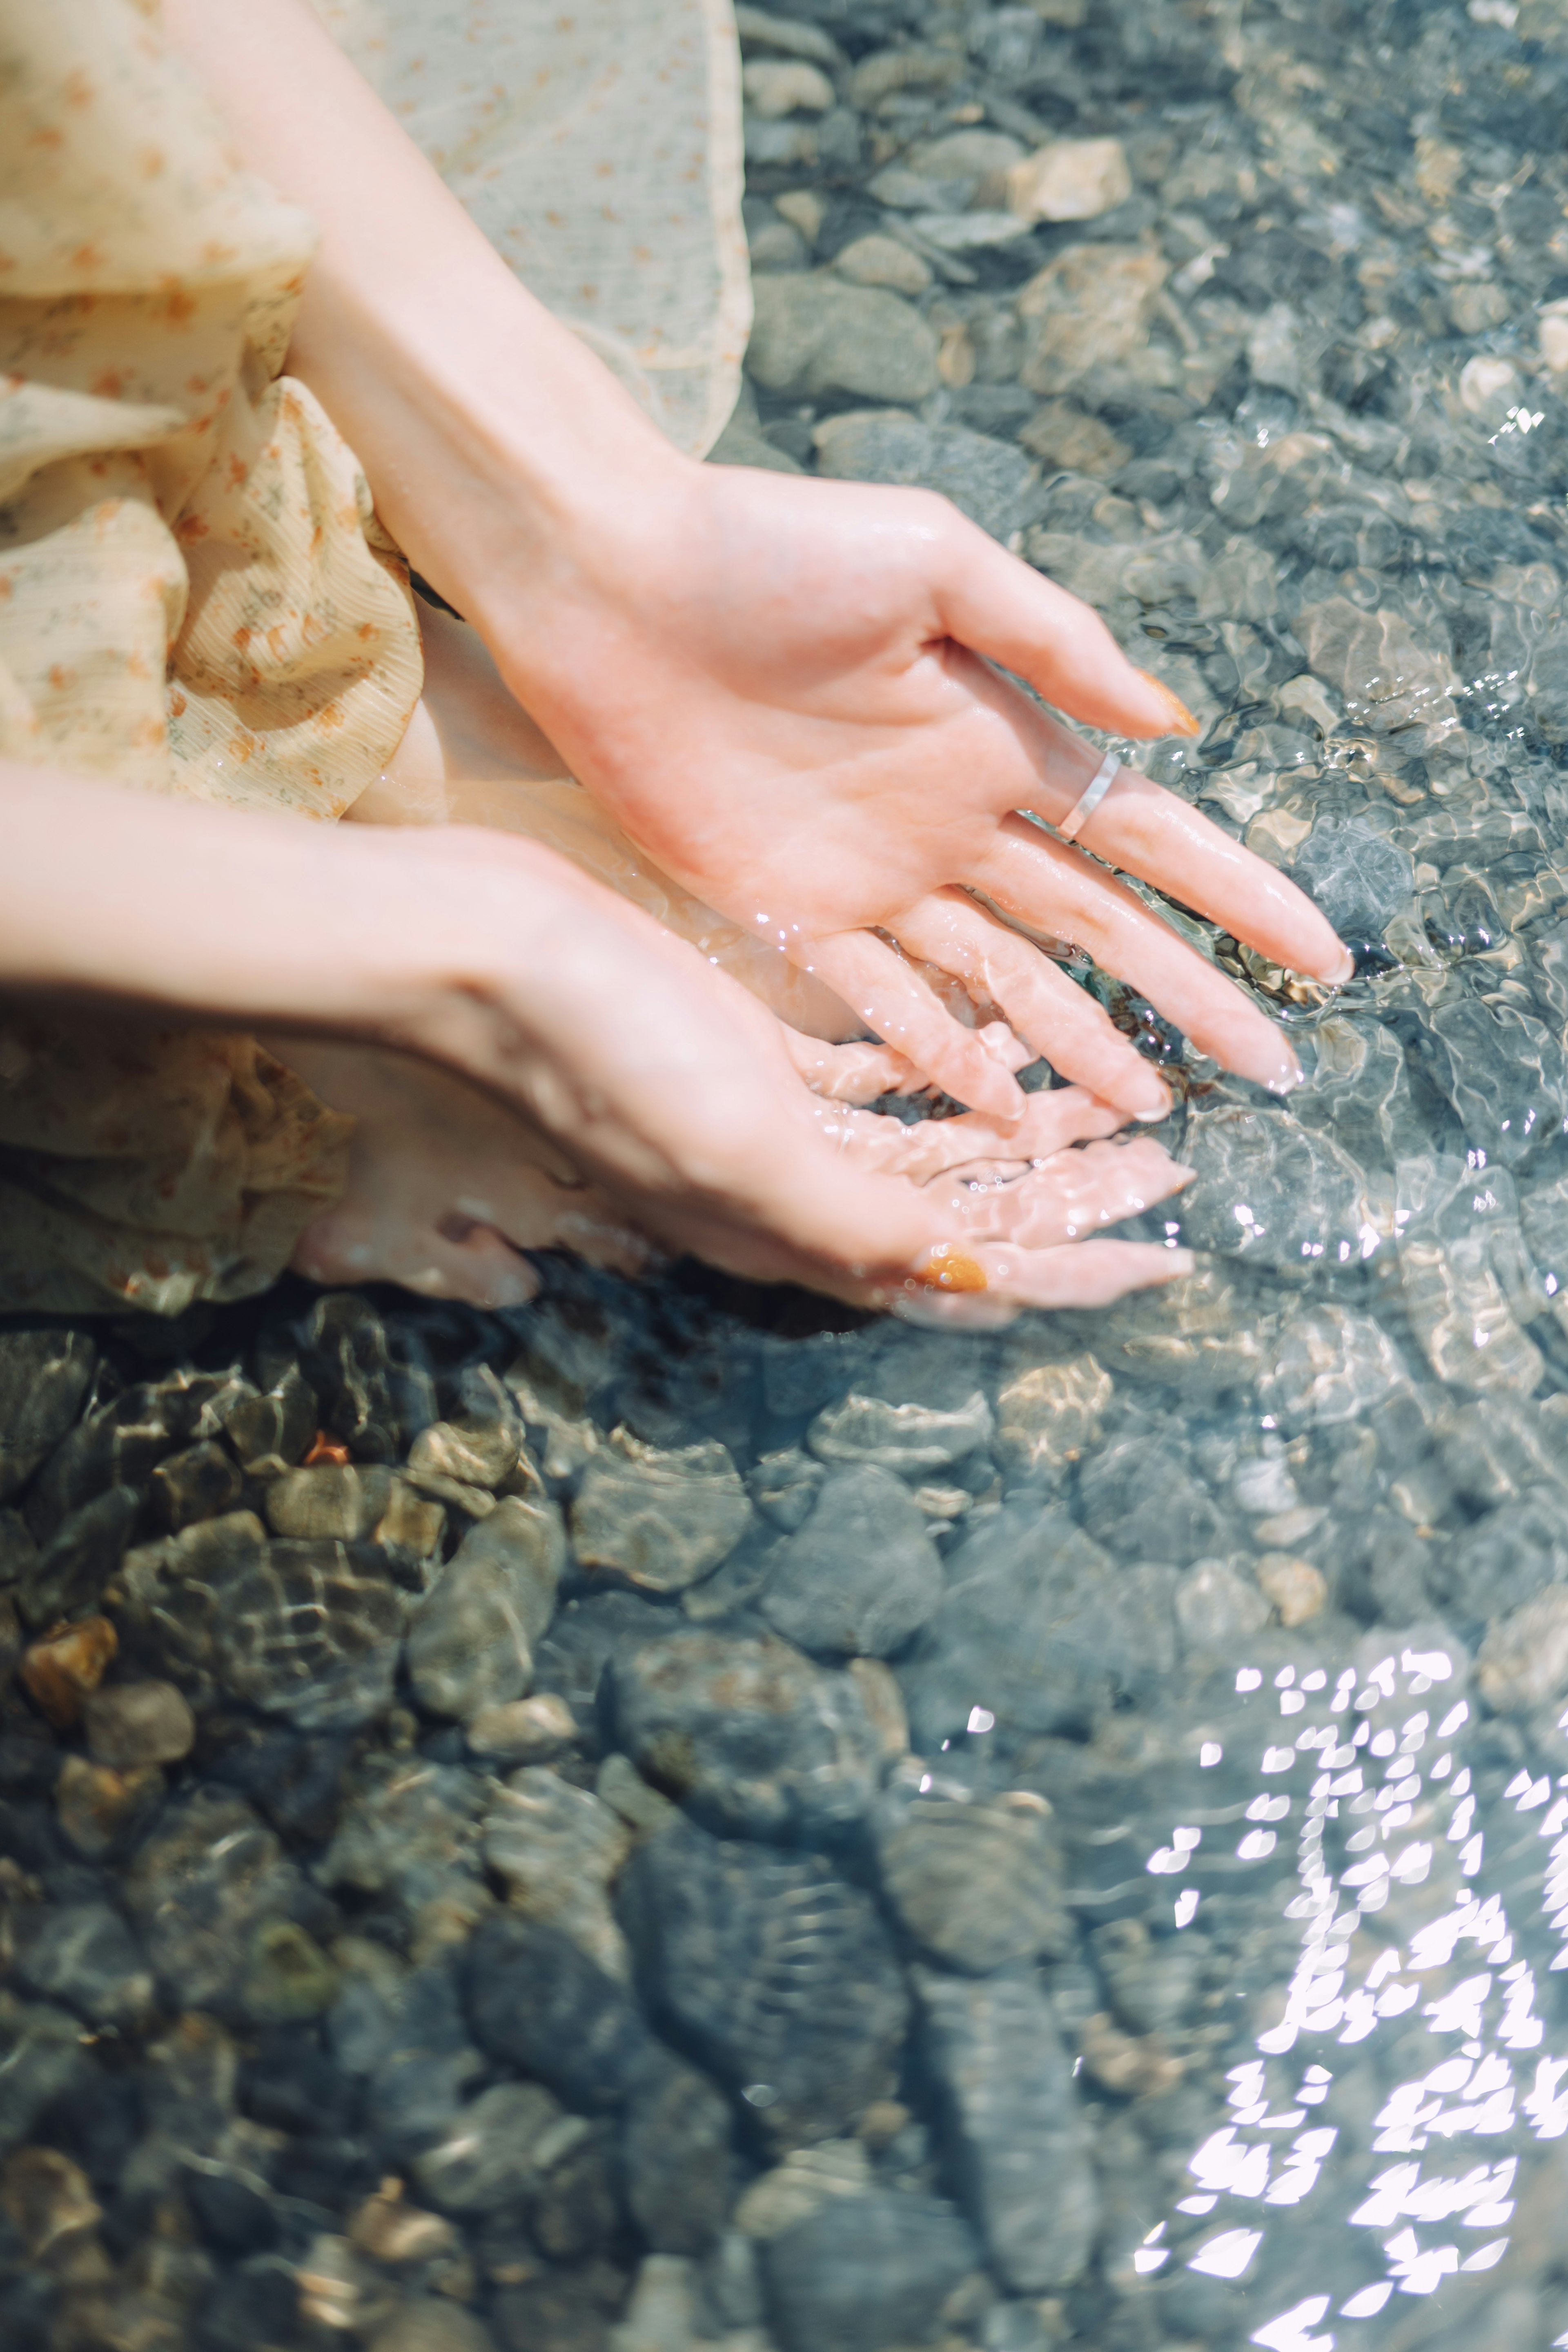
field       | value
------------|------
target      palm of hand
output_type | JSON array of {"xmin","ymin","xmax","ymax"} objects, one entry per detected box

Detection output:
[{"xmin": 499, "ymin": 461, "xmax": 1351, "ymax": 1122}]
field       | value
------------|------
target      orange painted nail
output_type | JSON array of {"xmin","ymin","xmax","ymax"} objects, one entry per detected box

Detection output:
[
  {"xmin": 912, "ymin": 1243, "xmax": 988, "ymax": 1292},
  {"xmin": 1136, "ymin": 669, "xmax": 1201, "ymax": 737}
]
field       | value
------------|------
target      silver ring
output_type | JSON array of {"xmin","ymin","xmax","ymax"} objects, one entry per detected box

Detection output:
[{"xmin": 1054, "ymin": 748, "xmax": 1120, "ymax": 845}]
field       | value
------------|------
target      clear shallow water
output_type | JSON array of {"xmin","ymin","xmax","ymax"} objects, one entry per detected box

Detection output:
[{"xmin": 11, "ymin": 1, "xmax": 1568, "ymax": 2348}]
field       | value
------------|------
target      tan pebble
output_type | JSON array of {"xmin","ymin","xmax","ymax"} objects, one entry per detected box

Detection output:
[
  {"xmin": 833, "ymin": 232, "xmax": 931, "ymax": 295},
  {"xmin": 1007, "ymin": 136, "xmax": 1131, "ymax": 224},
  {"xmin": 82, "ymin": 1678, "xmax": 194, "ymax": 1768},
  {"xmin": 350, "ymin": 2180, "xmax": 459, "ymax": 2267},
  {"xmin": 0, "ymin": 2147, "xmax": 101, "ymax": 2263},
  {"xmin": 1255, "ymin": 1552, "xmax": 1327, "ymax": 1628},
  {"xmin": 1078, "ymin": 2011, "xmax": 1185, "ymax": 2099},
  {"xmin": 775, "ymin": 188, "xmax": 825, "ymax": 243},
  {"xmin": 743, "ymin": 57, "xmax": 835, "ymax": 115},
  {"xmin": 857, "ymin": 2099, "xmax": 911, "ymax": 2149},
  {"xmin": 466, "ymin": 1692, "xmax": 577, "ymax": 1763},
  {"xmin": 22, "ymin": 1617, "xmax": 117, "ymax": 1730},
  {"xmin": 56, "ymin": 1754, "xmax": 164, "ymax": 1859},
  {"xmin": 1541, "ymin": 303, "xmax": 1568, "ymax": 376}
]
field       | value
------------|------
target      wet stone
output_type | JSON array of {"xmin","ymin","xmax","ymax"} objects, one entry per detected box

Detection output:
[
  {"xmin": 1176, "ymin": 1558, "xmax": 1272, "ymax": 1651},
  {"xmin": 318, "ymin": 1754, "xmax": 488, "ymax": 1922},
  {"xmin": 0, "ymin": 1506, "xmax": 37, "ymax": 1590},
  {"xmin": 1290, "ymin": 817, "xmax": 1417, "ymax": 941},
  {"xmin": 914, "ymin": 1967, "xmax": 1097, "ymax": 2293},
  {"xmin": 604, "ymin": 1628, "xmax": 883, "ymax": 1841},
  {"xmin": 758, "ymin": 2190, "xmax": 981, "ymax": 2352},
  {"xmin": 218, "ymin": 1363, "xmax": 316, "ymax": 1478},
  {"xmin": 758, "ymin": 1464, "xmax": 943, "ymax": 1659},
  {"xmin": 82, "ymin": 1677, "xmax": 194, "ymax": 1767},
  {"xmin": 746, "ymin": 1448, "xmax": 824, "ymax": 1534},
  {"xmin": 13, "ymin": 1900, "xmax": 154, "ymax": 2031},
  {"xmin": 812, "ymin": 416, "xmax": 1040, "ymax": 542},
  {"xmin": 1174, "ymin": 1104, "xmax": 1380, "ymax": 1272},
  {"xmin": 241, "ymin": 1918, "xmax": 339, "ymax": 2023},
  {"xmin": 619, "ymin": 2050, "xmax": 733, "ymax": 2255},
  {"xmin": 806, "ymin": 1387, "xmax": 993, "ymax": 1477},
  {"xmin": 411, "ymin": 2079, "xmax": 580, "ymax": 2215},
  {"xmin": 125, "ymin": 1791, "xmax": 304, "ymax": 2014},
  {"xmin": 1476, "ymin": 1584, "xmax": 1568, "ymax": 1713},
  {"xmin": 1440, "ymin": 1493, "xmax": 1568, "ymax": 1626},
  {"xmin": 466, "ymin": 1690, "xmax": 578, "ymax": 1764},
  {"xmin": 746, "ymin": 276, "xmax": 939, "ymax": 406},
  {"xmin": 56, "ymin": 1753, "xmax": 164, "ymax": 1859},
  {"xmin": 20, "ymin": 1615, "xmax": 117, "ymax": 1729},
  {"xmin": 1077, "ymin": 1436, "xmax": 1229, "ymax": 1566},
  {"xmin": 407, "ymin": 1493, "xmax": 565, "ymax": 1720},
  {"xmin": 0, "ymin": 1332, "xmax": 96, "ymax": 1503},
  {"xmin": 1421, "ymin": 998, "xmax": 1568, "ymax": 1171},
  {"xmin": 481, "ymin": 1766, "xmax": 631, "ymax": 1977},
  {"xmin": 1257, "ymin": 1305, "xmax": 1414, "ymax": 1430},
  {"xmin": 875, "ymin": 1771, "xmax": 1071, "ymax": 1972},
  {"xmin": 263, "ymin": 1463, "xmax": 396, "ymax": 1541},
  {"xmin": 20, "ymin": 1483, "xmax": 139, "ymax": 1628},
  {"xmin": 148, "ymin": 1440, "xmax": 243, "ymax": 1534},
  {"xmin": 1255, "ymin": 1551, "xmax": 1327, "ymax": 1627},
  {"xmin": 406, "ymin": 1413, "xmax": 520, "ymax": 1491},
  {"xmin": 571, "ymin": 1429, "xmax": 752, "ymax": 1595},
  {"xmin": 620, "ymin": 1819, "xmax": 910, "ymax": 2152},
  {"xmin": 463, "ymin": 1914, "xmax": 650, "ymax": 2113},
  {"xmin": 992, "ymin": 1356, "xmax": 1111, "ymax": 1484},
  {"xmin": 1396, "ymin": 1152, "xmax": 1545, "ymax": 1392},
  {"xmin": 216, "ymin": 1537, "xmax": 404, "ymax": 1731}
]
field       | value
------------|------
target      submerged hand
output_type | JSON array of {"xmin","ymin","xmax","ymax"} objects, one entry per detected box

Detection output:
[{"xmin": 477, "ymin": 461, "xmax": 1352, "ymax": 1125}]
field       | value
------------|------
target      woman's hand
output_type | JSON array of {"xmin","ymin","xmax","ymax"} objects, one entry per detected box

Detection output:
[
  {"xmin": 0, "ymin": 764, "xmax": 1194, "ymax": 1316},
  {"xmin": 163, "ymin": 0, "xmax": 1350, "ymax": 1129},
  {"xmin": 470, "ymin": 459, "xmax": 1352, "ymax": 1125}
]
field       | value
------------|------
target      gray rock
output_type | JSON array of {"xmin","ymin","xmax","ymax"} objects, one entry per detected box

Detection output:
[
  {"xmin": 318, "ymin": 1756, "xmax": 488, "ymax": 1922},
  {"xmin": 1174, "ymin": 1104, "xmax": 1381, "ymax": 1272},
  {"xmin": 747, "ymin": 1449, "xmax": 826, "ymax": 1532},
  {"xmin": 216, "ymin": 1537, "xmax": 404, "ymax": 1730},
  {"xmin": 1438, "ymin": 1491, "xmax": 1568, "ymax": 1624},
  {"xmin": 28, "ymin": 1379, "xmax": 178, "ymax": 1537},
  {"xmin": 900, "ymin": 1504, "xmax": 1176, "ymax": 1747},
  {"xmin": 149, "ymin": 1440, "xmax": 244, "ymax": 1534},
  {"xmin": 914, "ymin": 1967, "xmax": 1097, "ymax": 2292},
  {"xmin": 875, "ymin": 1772, "xmax": 1070, "ymax": 1971},
  {"xmin": 1092, "ymin": 1916, "xmax": 1201, "ymax": 2035},
  {"xmin": 463, "ymin": 1914, "xmax": 650, "ymax": 2113},
  {"xmin": 20, "ymin": 1482, "xmax": 138, "ymax": 1626},
  {"xmin": 0, "ymin": 1331, "xmax": 96, "ymax": 1503},
  {"xmin": 812, "ymin": 415, "xmax": 1040, "ymax": 541},
  {"xmin": 758, "ymin": 1465, "xmax": 943, "ymax": 1658},
  {"xmin": 620, "ymin": 1820, "xmax": 910, "ymax": 2153},
  {"xmin": 465, "ymin": 1691, "xmax": 577, "ymax": 1764},
  {"xmin": 759, "ymin": 2191, "xmax": 981, "ymax": 2352},
  {"xmin": 82, "ymin": 1678, "xmax": 195, "ymax": 1767},
  {"xmin": 405, "ymin": 1414, "xmax": 520, "ymax": 1491},
  {"xmin": 1476, "ymin": 1584, "xmax": 1568, "ymax": 1713},
  {"xmin": 356, "ymin": 1958, "xmax": 487, "ymax": 2158},
  {"xmin": 746, "ymin": 276, "xmax": 939, "ymax": 405},
  {"xmin": 605, "ymin": 1629, "xmax": 884, "ymax": 1841},
  {"xmin": 1175, "ymin": 1559, "xmax": 1272, "ymax": 1650},
  {"xmin": 1422, "ymin": 998, "xmax": 1568, "ymax": 1171},
  {"xmin": 1293, "ymin": 1016, "xmax": 1417, "ymax": 1171},
  {"xmin": 412, "ymin": 2080, "xmax": 584, "ymax": 2215},
  {"xmin": 1257, "ymin": 1306, "xmax": 1414, "ymax": 1430},
  {"xmin": 218, "ymin": 1363, "xmax": 316, "ymax": 1478},
  {"xmin": 482, "ymin": 1767, "xmax": 631, "ymax": 1977},
  {"xmin": 0, "ymin": 1506, "xmax": 37, "ymax": 1588},
  {"xmin": 806, "ymin": 1388, "xmax": 993, "ymax": 1476},
  {"xmin": 1296, "ymin": 597, "xmax": 1457, "ymax": 738},
  {"xmin": 620, "ymin": 2052, "xmax": 734, "ymax": 2255},
  {"xmin": 1077, "ymin": 1437, "xmax": 1229, "ymax": 1565},
  {"xmin": 125, "ymin": 1790, "xmax": 305, "ymax": 2015},
  {"xmin": 1290, "ymin": 816, "xmax": 1416, "ymax": 939},
  {"xmin": 406, "ymin": 1493, "xmax": 565, "ymax": 1719},
  {"xmin": 14, "ymin": 1900, "xmax": 154, "ymax": 2030},
  {"xmin": 992, "ymin": 1356, "xmax": 1111, "ymax": 1483},
  {"xmin": 572, "ymin": 1430, "xmax": 752, "ymax": 1594},
  {"xmin": 263, "ymin": 1464, "xmax": 396, "ymax": 1541},
  {"xmin": 0, "ymin": 1996, "xmax": 96, "ymax": 2155},
  {"xmin": 1396, "ymin": 1151, "xmax": 1545, "ymax": 1390}
]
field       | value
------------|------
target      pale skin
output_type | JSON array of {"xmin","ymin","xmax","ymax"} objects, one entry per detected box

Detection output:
[{"xmin": 0, "ymin": 1, "xmax": 1355, "ymax": 1320}]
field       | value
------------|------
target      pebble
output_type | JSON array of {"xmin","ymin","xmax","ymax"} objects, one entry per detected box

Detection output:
[
  {"xmin": 605, "ymin": 1629, "xmax": 883, "ymax": 1841},
  {"xmin": 14, "ymin": 1900, "xmax": 154, "ymax": 2030},
  {"xmin": 82, "ymin": 1677, "xmax": 194, "ymax": 1767},
  {"xmin": 1475, "ymin": 1585, "xmax": 1568, "ymax": 1713},
  {"xmin": 758, "ymin": 2191, "xmax": 981, "ymax": 2352},
  {"xmin": 992, "ymin": 1357, "xmax": 1111, "ymax": 1482},
  {"xmin": 0, "ymin": 1331, "xmax": 96, "ymax": 1503},
  {"xmin": 1017, "ymin": 402, "xmax": 1131, "ymax": 477},
  {"xmin": 570, "ymin": 1429, "xmax": 751, "ymax": 1594},
  {"xmin": 1254, "ymin": 1550, "xmax": 1327, "ymax": 1628},
  {"xmin": 149, "ymin": 1439, "xmax": 243, "ymax": 1532},
  {"xmin": 1016, "ymin": 244, "xmax": 1167, "ymax": 394},
  {"xmin": 463, "ymin": 1914, "xmax": 650, "ymax": 2112},
  {"xmin": 875, "ymin": 1775, "xmax": 1071, "ymax": 1971},
  {"xmin": 369, "ymin": 2300, "xmax": 495, "ymax": 2352},
  {"xmin": 1174, "ymin": 1559, "xmax": 1272, "ymax": 1650},
  {"xmin": 56, "ymin": 1754, "xmax": 165, "ymax": 1859},
  {"xmin": 742, "ymin": 58, "xmax": 833, "ymax": 116},
  {"xmin": 759, "ymin": 1464, "xmax": 943, "ymax": 1658},
  {"xmin": 481, "ymin": 1767, "xmax": 631, "ymax": 1977},
  {"xmin": 21, "ymin": 1615, "xmax": 118, "ymax": 1729},
  {"xmin": 407, "ymin": 1494, "xmax": 565, "ymax": 1719},
  {"xmin": 21, "ymin": 1483, "xmax": 139, "ymax": 1627},
  {"xmin": 807, "ymin": 1386, "xmax": 994, "ymax": 1475},
  {"xmin": 833, "ymin": 234, "xmax": 932, "ymax": 294},
  {"xmin": 1006, "ymin": 136, "xmax": 1133, "ymax": 223},
  {"xmin": 241, "ymin": 1918, "xmax": 339, "ymax": 2022},
  {"xmin": 620, "ymin": 1819, "xmax": 910, "ymax": 2151},
  {"xmin": 412, "ymin": 2080, "xmax": 583, "ymax": 2214},
  {"xmin": 914, "ymin": 1968, "xmax": 1097, "ymax": 2293},
  {"xmin": 406, "ymin": 1414, "xmax": 520, "ymax": 1492},
  {"xmin": 464, "ymin": 1690, "xmax": 577, "ymax": 1764},
  {"xmin": 746, "ymin": 277, "xmax": 939, "ymax": 407},
  {"xmin": 620, "ymin": 2051, "xmax": 733, "ymax": 2254},
  {"xmin": 216, "ymin": 1537, "xmax": 404, "ymax": 1731}
]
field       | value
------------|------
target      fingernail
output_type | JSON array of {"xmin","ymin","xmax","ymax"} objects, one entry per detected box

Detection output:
[
  {"xmin": 1126, "ymin": 1068, "xmax": 1172, "ymax": 1120},
  {"xmin": 911, "ymin": 1243, "xmax": 989, "ymax": 1292},
  {"xmin": 1319, "ymin": 943, "xmax": 1356, "ymax": 985},
  {"xmin": 1164, "ymin": 1247, "xmax": 1197, "ymax": 1276},
  {"xmin": 1135, "ymin": 668, "xmax": 1200, "ymax": 738}
]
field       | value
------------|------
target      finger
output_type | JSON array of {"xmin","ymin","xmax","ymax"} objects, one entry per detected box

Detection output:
[
  {"xmin": 779, "ymin": 1029, "xmax": 929, "ymax": 1103},
  {"xmin": 931, "ymin": 512, "xmax": 1198, "ymax": 740},
  {"xmin": 973, "ymin": 817, "xmax": 1305, "ymax": 1094},
  {"xmin": 1072, "ymin": 766, "xmax": 1353, "ymax": 985},
  {"xmin": 293, "ymin": 1205, "xmax": 542, "ymax": 1308},
  {"xmin": 961, "ymin": 1238, "xmax": 1196, "ymax": 1308},
  {"xmin": 815, "ymin": 1084, "xmax": 1129, "ymax": 1181},
  {"xmin": 802, "ymin": 928, "xmax": 1027, "ymax": 1120},
  {"xmin": 891, "ymin": 887, "xmax": 1175, "ymax": 1119},
  {"xmin": 956, "ymin": 1136, "xmax": 1192, "ymax": 1249}
]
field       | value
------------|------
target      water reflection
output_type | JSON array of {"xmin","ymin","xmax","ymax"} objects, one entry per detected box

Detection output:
[{"xmin": 1135, "ymin": 1637, "xmax": 1568, "ymax": 2341}]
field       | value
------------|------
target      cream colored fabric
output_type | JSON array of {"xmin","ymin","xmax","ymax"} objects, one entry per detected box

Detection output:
[
  {"xmin": 314, "ymin": 0, "xmax": 751, "ymax": 458},
  {"xmin": 0, "ymin": 0, "xmax": 406, "ymax": 1312}
]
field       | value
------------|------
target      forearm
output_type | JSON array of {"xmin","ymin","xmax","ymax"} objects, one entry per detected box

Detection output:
[
  {"xmin": 160, "ymin": 0, "xmax": 688, "ymax": 628},
  {"xmin": 0, "ymin": 762, "xmax": 459, "ymax": 1041}
]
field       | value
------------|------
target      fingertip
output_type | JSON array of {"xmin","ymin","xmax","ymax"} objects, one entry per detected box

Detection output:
[
  {"xmin": 1162, "ymin": 1246, "xmax": 1197, "ymax": 1278},
  {"xmin": 1132, "ymin": 669, "xmax": 1202, "ymax": 738}
]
